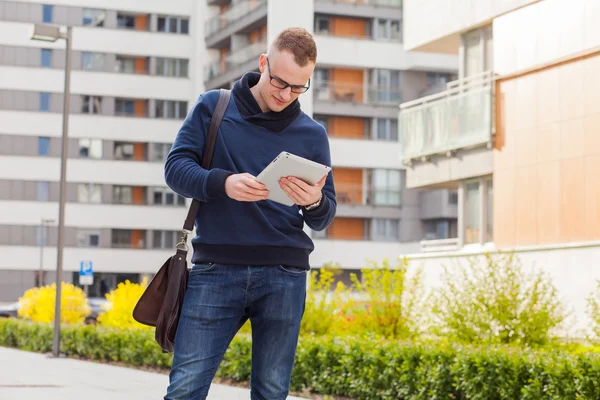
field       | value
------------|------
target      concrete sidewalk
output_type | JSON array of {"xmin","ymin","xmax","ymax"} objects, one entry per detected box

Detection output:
[{"xmin": 0, "ymin": 346, "xmax": 308, "ymax": 400}]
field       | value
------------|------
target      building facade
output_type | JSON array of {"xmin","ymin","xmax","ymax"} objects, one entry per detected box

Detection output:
[
  {"xmin": 0, "ymin": 0, "xmax": 456, "ymax": 301},
  {"xmin": 400, "ymin": 0, "xmax": 600, "ymax": 332}
]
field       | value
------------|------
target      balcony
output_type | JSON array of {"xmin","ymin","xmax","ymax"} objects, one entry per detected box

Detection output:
[
  {"xmin": 205, "ymin": 0, "xmax": 268, "ymax": 48},
  {"xmin": 204, "ymin": 41, "xmax": 266, "ymax": 89},
  {"xmin": 313, "ymin": 81, "xmax": 401, "ymax": 119},
  {"xmin": 315, "ymin": 0, "xmax": 402, "ymax": 6},
  {"xmin": 399, "ymin": 71, "xmax": 495, "ymax": 189},
  {"xmin": 334, "ymin": 183, "xmax": 403, "ymax": 219},
  {"xmin": 314, "ymin": 0, "xmax": 403, "ymax": 20}
]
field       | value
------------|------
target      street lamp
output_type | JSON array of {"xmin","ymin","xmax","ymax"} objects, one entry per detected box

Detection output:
[
  {"xmin": 31, "ymin": 23, "xmax": 72, "ymax": 359},
  {"xmin": 38, "ymin": 218, "xmax": 56, "ymax": 287}
]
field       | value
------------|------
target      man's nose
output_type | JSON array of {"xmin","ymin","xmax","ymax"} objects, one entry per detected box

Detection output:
[{"xmin": 280, "ymin": 87, "xmax": 292, "ymax": 101}]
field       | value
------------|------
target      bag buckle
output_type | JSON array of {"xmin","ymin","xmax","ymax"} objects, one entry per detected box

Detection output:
[{"xmin": 176, "ymin": 229, "xmax": 191, "ymax": 251}]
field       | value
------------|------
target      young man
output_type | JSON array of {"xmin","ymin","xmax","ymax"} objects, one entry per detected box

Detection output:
[{"xmin": 163, "ymin": 28, "xmax": 336, "ymax": 400}]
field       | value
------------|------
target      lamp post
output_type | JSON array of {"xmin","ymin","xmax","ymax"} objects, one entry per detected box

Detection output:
[
  {"xmin": 31, "ymin": 23, "xmax": 72, "ymax": 358},
  {"xmin": 38, "ymin": 218, "xmax": 56, "ymax": 287}
]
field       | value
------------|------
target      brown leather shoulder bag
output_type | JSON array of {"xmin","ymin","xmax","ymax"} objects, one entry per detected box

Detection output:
[{"xmin": 132, "ymin": 88, "xmax": 231, "ymax": 353}]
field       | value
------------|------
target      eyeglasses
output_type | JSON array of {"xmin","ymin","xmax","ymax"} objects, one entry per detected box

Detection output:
[{"xmin": 265, "ymin": 57, "xmax": 311, "ymax": 94}]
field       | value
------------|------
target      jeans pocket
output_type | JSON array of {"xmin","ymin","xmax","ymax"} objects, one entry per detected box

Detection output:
[
  {"xmin": 189, "ymin": 262, "xmax": 216, "ymax": 276},
  {"xmin": 278, "ymin": 265, "xmax": 307, "ymax": 276}
]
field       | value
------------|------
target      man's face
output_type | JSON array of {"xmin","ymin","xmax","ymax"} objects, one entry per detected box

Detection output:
[{"xmin": 257, "ymin": 50, "xmax": 314, "ymax": 112}]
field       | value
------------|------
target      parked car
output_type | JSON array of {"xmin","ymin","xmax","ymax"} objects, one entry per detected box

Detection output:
[
  {"xmin": 0, "ymin": 302, "xmax": 20, "ymax": 318},
  {"xmin": 85, "ymin": 297, "xmax": 109, "ymax": 324}
]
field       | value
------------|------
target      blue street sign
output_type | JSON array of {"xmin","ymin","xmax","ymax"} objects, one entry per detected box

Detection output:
[{"xmin": 79, "ymin": 260, "xmax": 93, "ymax": 285}]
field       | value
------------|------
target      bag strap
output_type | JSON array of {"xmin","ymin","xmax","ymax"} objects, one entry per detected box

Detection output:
[{"xmin": 181, "ymin": 89, "xmax": 231, "ymax": 234}]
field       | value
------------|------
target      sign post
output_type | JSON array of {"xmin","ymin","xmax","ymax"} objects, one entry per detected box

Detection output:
[{"xmin": 79, "ymin": 260, "xmax": 93, "ymax": 296}]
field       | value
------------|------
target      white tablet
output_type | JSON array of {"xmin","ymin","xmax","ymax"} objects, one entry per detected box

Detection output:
[{"xmin": 256, "ymin": 151, "xmax": 331, "ymax": 207}]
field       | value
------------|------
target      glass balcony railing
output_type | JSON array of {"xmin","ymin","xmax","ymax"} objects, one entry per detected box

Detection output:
[
  {"xmin": 205, "ymin": 0, "xmax": 267, "ymax": 37},
  {"xmin": 399, "ymin": 71, "xmax": 494, "ymax": 161},
  {"xmin": 315, "ymin": 0, "xmax": 402, "ymax": 7},
  {"xmin": 335, "ymin": 183, "xmax": 402, "ymax": 206},
  {"xmin": 313, "ymin": 81, "xmax": 401, "ymax": 106},
  {"xmin": 204, "ymin": 41, "xmax": 266, "ymax": 81}
]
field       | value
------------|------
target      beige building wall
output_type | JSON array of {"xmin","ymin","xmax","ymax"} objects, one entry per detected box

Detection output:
[{"xmin": 493, "ymin": 0, "xmax": 600, "ymax": 248}]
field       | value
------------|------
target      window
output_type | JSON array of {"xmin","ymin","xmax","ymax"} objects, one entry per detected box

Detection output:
[
  {"xmin": 424, "ymin": 220, "xmax": 450, "ymax": 240},
  {"xmin": 112, "ymin": 229, "xmax": 131, "ymax": 248},
  {"xmin": 81, "ymin": 95, "xmax": 102, "ymax": 114},
  {"xmin": 155, "ymin": 58, "xmax": 189, "ymax": 78},
  {"xmin": 152, "ymin": 230, "xmax": 179, "ymax": 249},
  {"xmin": 38, "ymin": 137, "xmax": 50, "ymax": 156},
  {"xmin": 39, "ymin": 92, "xmax": 50, "ymax": 111},
  {"xmin": 117, "ymin": 14, "xmax": 135, "ymax": 29},
  {"xmin": 155, "ymin": 100, "xmax": 188, "ymax": 119},
  {"xmin": 374, "ymin": 118, "xmax": 398, "ymax": 141},
  {"xmin": 486, "ymin": 178, "xmax": 493, "ymax": 242},
  {"xmin": 115, "ymin": 56, "xmax": 135, "ymax": 73},
  {"xmin": 41, "ymin": 49, "xmax": 52, "ymax": 67},
  {"xmin": 114, "ymin": 142, "xmax": 135, "ymax": 160},
  {"xmin": 115, "ymin": 99, "xmax": 135, "ymax": 116},
  {"xmin": 113, "ymin": 185, "xmax": 133, "ymax": 204},
  {"xmin": 42, "ymin": 5, "xmax": 53, "ymax": 23},
  {"xmin": 372, "ymin": 69, "xmax": 401, "ymax": 103},
  {"xmin": 371, "ymin": 169, "xmax": 402, "ymax": 206},
  {"xmin": 314, "ymin": 16, "xmax": 330, "ymax": 34},
  {"xmin": 464, "ymin": 181, "xmax": 481, "ymax": 244},
  {"xmin": 79, "ymin": 138, "xmax": 103, "ymax": 159},
  {"xmin": 371, "ymin": 219, "xmax": 400, "ymax": 241},
  {"xmin": 77, "ymin": 231, "xmax": 100, "ymax": 247},
  {"xmin": 78, "ymin": 183, "xmax": 102, "ymax": 203},
  {"xmin": 153, "ymin": 187, "xmax": 185, "ymax": 206},
  {"xmin": 82, "ymin": 52, "xmax": 105, "ymax": 71},
  {"xmin": 36, "ymin": 226, "xmax": 49, "ymax": 246},
  {"xmin": 449, "ymin": 191, "xmax": 458, "ymax": 205},
  {"xmin": 153, "ymin": 143, "xmax": 171, "ymax": 162},
  {"xmin": 37, "ymin": 181, "xmax": 49, "ymax": 201},
  {"xmin": 374, "ymin": 19, "xmax": 401, "ymax": 41},
  {"xmin": 83, "ymin": 8, "xmax": 106, "ymax": 27},
  {"xmin": 157, "ymin": 16, "xmax": 189, "ymax": 34}
]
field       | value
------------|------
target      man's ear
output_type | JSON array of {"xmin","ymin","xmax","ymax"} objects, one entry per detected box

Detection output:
[{"xmin": 258, "ymin": 53, "xmax": 267, "ymax": 73}]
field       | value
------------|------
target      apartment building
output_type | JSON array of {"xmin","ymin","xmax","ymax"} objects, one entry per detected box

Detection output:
[
  {"xmin": 0, "ymin": 0, "xmax": 457, "ymax": 301},
  {"xmin": 0, "ymin": 0, "xmax": 202, "ymax": 300},
  {"xmin": 203, "ymin": 0, "xmax": 458, "ymax": 283},
  {"xmin": 399, "ymin": 0, "xmax": 600, "ymax": 331}
]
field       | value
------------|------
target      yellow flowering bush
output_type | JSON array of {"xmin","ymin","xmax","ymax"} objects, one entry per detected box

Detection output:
[
  {"xmin": 97, "ymin": 278, "xmax": 151, "ymax": 330},
  {"xmin": 18, "ymin": 282, "xmax": 91, "ymax": 324}
]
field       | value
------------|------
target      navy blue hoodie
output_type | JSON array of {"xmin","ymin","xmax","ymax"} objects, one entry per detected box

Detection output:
[{"xmin": 164, "ymin": 73, "xmax": 336, "ymax": 269}]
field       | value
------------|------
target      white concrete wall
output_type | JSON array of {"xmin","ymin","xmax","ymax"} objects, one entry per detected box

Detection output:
[
  {"xmin": 13, "ymin": 0, "xmax": 193, "ymax": 15},
  {"xmin": 402, "ymin": 0, "xmax": 540, "ymax": 53},
  {"xmin": 267, "ymin": 0, "xmax": 314, "ymax": 117},
  {"xmin": 493, "ymin": 0, "xmax": 600, "ymax": 76},
  {"xmin": 315, "ymin": 35, "xmax": 458, "ymax": 72},
  {"xmin": 329, "ymin": 138, "xmax": 402, "ymax": 169},
  {"xmin": 406, "ymin": 242, "xmax": 600, "ymax": 335},
  {"xmin": 0, "ymin": 66, "xmax": 190, "ymax": 101},
  {"xmin": 0, "ymin": 111, "xmax": 181, "ymax": 143}
]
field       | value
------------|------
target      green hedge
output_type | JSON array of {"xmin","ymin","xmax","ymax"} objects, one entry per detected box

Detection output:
[{"xmin": 2, "ymin": 318, "xmax": 600, "ymax": 399}]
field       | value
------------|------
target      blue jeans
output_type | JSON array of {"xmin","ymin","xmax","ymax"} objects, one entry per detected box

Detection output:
[{"xmin": 164, "ymin": 263, "xmax": 307, "ymax": 400}]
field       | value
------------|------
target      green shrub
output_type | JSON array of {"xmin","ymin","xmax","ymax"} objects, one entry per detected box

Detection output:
[
  {"xmin": 301, "ymin": 264, "xmax": 350, "ymax": 336},
  {"xmin": 4, "ymin": 319, "xmax": 600, "ymax": 399},
  {"xmin": 431, "ymin": 251, "xmax": 568, "ymax": 346},
  {"xmin": 344, "ymin": 257, "xmax": 425, "ymax": 339},
  {"xmin": 587, "ymin": 280, "xmax": 600, "ymax": 341}
]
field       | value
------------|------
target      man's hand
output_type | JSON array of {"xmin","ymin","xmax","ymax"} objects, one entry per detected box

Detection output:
[
  {"xmin": 279, "ymin": 175, "xmax": 327, "ymax": 207},
  {"xmin": 225, "ymin": 173, "xmax": 269, "ymax": 202}
]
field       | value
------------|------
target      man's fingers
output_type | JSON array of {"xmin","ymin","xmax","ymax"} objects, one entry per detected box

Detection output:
[
  {"xmin": 316, "ymin": 175, "xmax": 327, "ymax": 187},
  {"xmin": 243, "ymin": 176, "xmax": 268, "ymax": 191}
]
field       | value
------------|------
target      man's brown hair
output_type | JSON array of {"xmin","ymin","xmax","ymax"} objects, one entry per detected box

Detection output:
[{"xmin": 271, "ymin": 27, "xmax": 317, "ymax": 66}]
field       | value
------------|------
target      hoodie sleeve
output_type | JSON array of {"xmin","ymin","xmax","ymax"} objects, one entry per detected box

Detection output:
[
  {"xmin": 302, "ymin": 127, "xmax": 337, "ymax": 231},
  {"xmin": 164, "ymin": 93, "xmax": 234, "ymax": 202}
]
